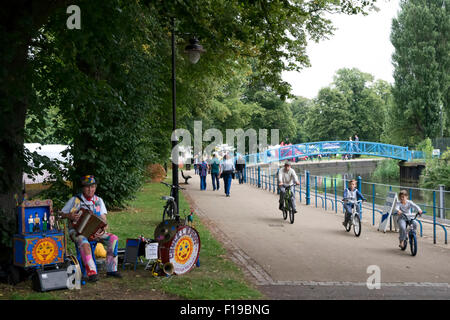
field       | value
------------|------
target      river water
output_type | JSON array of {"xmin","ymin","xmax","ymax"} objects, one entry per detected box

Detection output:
[{"xmin": 259, "ymin": 161, "xmax": 449, "ymax": 219}]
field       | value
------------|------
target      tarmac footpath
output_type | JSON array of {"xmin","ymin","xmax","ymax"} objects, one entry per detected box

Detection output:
[{"xmin": 182, "ymin": 171, "xmax": 450, "ymax": 299}]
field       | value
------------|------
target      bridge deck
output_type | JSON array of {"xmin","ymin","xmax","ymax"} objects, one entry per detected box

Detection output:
[{"xmin": 182, "ymin": 171, "xmax": 450, "ymax": 298}]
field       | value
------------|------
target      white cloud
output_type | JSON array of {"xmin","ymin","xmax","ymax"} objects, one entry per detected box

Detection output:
[{"xmin": 282, "ymin": 0, "xmax": 401, "ymax": 99}]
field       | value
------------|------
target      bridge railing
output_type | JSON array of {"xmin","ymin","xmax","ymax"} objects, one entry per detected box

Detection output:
[
  {"xmin": 243, "ymin": 166, "xmax": 448, "ymax": 245},
  {"xmin": 243, "ymin": 141, "xmax": 422, "ymax": 165}
]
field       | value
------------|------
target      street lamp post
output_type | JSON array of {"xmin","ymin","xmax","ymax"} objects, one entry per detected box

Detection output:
[{"xmin": 170, "ymin": 17, "xmax": 205, "ymax": 215}]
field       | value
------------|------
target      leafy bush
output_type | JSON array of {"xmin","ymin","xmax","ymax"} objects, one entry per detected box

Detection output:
[
  {"xmin": 372, "ymin": 159, "xmax": 400, "ymax": 181},
  {"xmin": 416, "ymin": 138, "xmax": 434, "ymax": 160},
  {"xmin": 420, "ymin": 148, "xmax": 450, "ymax": 190}
]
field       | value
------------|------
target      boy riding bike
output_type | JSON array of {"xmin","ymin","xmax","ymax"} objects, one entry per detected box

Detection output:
[
  {"xmin": 278, "ymin": 161, "xmax": 300, "ymax": 213},
  {"xmin": 342, "ymin": 179, "xmax": 366, "ymax": 227},
  {"xmin": 396, "ymin": 190, "xmax": 422, "ymax": 249}
]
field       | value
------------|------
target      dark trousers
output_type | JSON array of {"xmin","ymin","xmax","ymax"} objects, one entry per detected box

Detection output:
[
  {"xmin": 200, "ymin": 175, "xmax": 207, "ymax": 190},
  {"xmin": 222, "ymin": 173, "xmax": 232, "ymax": 195},
  {"xmin": 211, "ymin": 173, "xmax": 220, "ymax": 190},
  {"xmin": 236, "ymin": 170, "xmax": 244, "ymax": 184},
  {"xmin": 344, "ymin": 203, "xmax": 360, "ymax": 223}
]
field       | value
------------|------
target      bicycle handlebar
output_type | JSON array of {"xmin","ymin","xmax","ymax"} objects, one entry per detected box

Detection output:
[
  {"xmin": 160, "ymin": 181, "xmax": 185, "ymax": 190},
  {"xmin": 342, "ymin": 199, "xmax": 365, "ymax": 203}
]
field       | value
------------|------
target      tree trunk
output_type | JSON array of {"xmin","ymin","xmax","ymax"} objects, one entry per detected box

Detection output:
[{"xmin": 0, "ymin": 0, "xmax": 66, "ymax": 263}]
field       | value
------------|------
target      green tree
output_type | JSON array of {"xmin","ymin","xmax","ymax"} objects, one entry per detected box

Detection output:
[
  {"xmin": 0, "ymin": 0, "xmax": 378, "ymax": 259},
  {"xmin": 290, "ymin": 96, "xmax": 312, "ymax": 143},
  {"xmin": 304, "ymin": 87, "xmax": 352, "ymax": 141},
  {"xmin": 303, "ymin": 68, "xmax": 388, "ymax": 142},
  {"xmin": 390, "ymin": 0, "xmax": 450, "ymax": 145}
]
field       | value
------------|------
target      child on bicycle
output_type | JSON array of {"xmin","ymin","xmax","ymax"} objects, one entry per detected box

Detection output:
[
  {"xmin": 396, "ymin": 190, "xmax": 422, "ymax": 248},
  {"xmin": 342, "ymin": 179, "xmax": 366, "ymax": 227}
]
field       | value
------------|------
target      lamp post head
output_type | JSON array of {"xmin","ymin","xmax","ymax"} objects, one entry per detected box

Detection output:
[{"xmin": 184, "ymin": 37, "xmax": 206, "ymax": 64}]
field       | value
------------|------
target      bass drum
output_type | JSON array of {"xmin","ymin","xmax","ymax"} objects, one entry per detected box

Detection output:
[{"xmin": 159, "ymin": 225, "xmax": 201, "ymax": 275}]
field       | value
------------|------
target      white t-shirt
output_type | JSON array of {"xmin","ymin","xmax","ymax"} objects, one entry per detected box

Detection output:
[
  {"xmin": 395, "ymin": 200, "xmax": 421, "ymax": 219},
  {"xmin": 278, "ymin": 167, "xmax": 299, "ymax": 186}
]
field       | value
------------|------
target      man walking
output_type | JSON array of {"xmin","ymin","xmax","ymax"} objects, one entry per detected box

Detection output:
[
  {"xmin": 235, "ymin": 155, "xmax": 245, "ymax": 184},
  {"xmin": 220, "ymin": 153, "xmax": 235, "ymax": 197},
  {"xmin": 210, "ymin": 153, "xmax": 221, "ymax": 191}
]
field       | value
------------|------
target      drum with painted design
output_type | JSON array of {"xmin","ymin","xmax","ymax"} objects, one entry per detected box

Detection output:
[{"xmin": 159, "ymin": 225, "xmax": 201, "ymax": 275}]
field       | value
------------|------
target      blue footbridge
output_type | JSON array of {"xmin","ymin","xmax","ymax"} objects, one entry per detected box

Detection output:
[{"xmin": 243, "ymin": 141, "xmax": 424, "ymax": 165}]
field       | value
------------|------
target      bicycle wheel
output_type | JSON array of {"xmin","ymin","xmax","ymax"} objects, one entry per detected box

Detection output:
[
  {"xmin": 282, "ymin": 208, "xmax": 288, "ymax": 220},
  {"xmin": 163, "ymin": 201, "xmax": 177, "ymax": 221},
  {"xmin": 289, "ymin": 206, "xmax": 295, "ymax": 224},
  {"xmin": 344, "ymin": 212, "xmax": 351, "ymax": 232},
  {"xmin": 409, "ymin": 232, "xmax": 417, "ymax": 256},
  {"xmin": 353, "ymin": 214, "xmax": 361, "ymax": 237}
]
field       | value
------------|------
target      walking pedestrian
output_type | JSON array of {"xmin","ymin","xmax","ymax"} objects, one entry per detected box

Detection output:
[
  {"xmin": 194, "ymin": 155, "xmax": 199, "ymax": 175},
  {"xmin": 354, "ymin": 134, "xmax": 360, "ymax": 153},
  {"xmin": 199, "ymin": 158, "xmax": 209, "ymax": 190},
  {"xmin": 220, "ymin": 153, "xmax": 235, "ymax": 197},
  {"xmin": 210, "ymin": 153, "xmax": 221, "ymax": 191},
  {"xmin": 235, "ymin": 155, "xmax": 245, "ymax": 184}
]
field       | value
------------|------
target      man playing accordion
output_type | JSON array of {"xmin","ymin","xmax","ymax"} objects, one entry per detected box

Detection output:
[{"xmin": 61, "ymin": 175, "xmax": 121, "ymax": 282}]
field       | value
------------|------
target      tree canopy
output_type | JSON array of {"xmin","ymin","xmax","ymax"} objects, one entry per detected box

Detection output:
[
  {"xmin": 0, "ymin": 0, "xmax": 378, "ymax": 257},
  {"xmin": 389, "ymin": 0, "xmax": 450, "ymax": 145}
]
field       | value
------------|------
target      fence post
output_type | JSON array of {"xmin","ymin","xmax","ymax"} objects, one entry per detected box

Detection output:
[
  {"xmin": 299, "ymin": 174, "xmax": 302, "ymax": 202},
  {"xmin": 439, "ymin": 185, "xmax": 445, "ymax": 219},
  {"xmin": 343, "ymin": 174, "xmax": 347, "ymax": 190},
  {"xmin": 357, "ymin": 176, "xmax": 362, "ymax": 218},
  {"xmin": 433, "ymin": 191, "xmax": 436, "ymax": 244},
  {"xmin": 334, "ymin": 178, "xmax": 337, "ymax": 213},
  {"xmin": 257, "ymin": 166, "xmax": 261, "ymax": 188},
  {"xmin": 372, "ymin": 183, "xmax": 375, "ymax": 226},
  {"xmin": 315, "ymin": 176, "xmax": 318, "ymax": 208},
  {"xmin": 252, "ymin": 167, "xmax": 255, "ymax": 185},
  {"xmin": 306, "ymin": 171, "xmax": 310, "ymax": 205}
]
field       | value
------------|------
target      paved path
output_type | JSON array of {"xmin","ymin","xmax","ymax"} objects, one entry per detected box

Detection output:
[{"xmin": 182, "ymin": 171, "xmax": 450, "ymax": 299}]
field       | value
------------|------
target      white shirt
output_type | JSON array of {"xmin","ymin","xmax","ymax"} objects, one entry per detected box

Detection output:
[
  {"xmin": 395, "ymin": 200, "xmax": 421, "ymax": 219},
  {"xmin": 220, "ymin": 158, "xmax": 235, "ymax": 173},
  {"xmin": 278, "ymin": 167, "xmax": 299, "ymax": 186}
]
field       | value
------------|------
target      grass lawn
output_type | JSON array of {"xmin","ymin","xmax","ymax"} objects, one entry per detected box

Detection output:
[{"xmin": 0, "ymin": 180, "xmax": 263, "ymax": 300}]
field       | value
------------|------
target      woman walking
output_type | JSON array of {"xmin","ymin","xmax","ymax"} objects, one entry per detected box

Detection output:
[
  {"xmin": 199, "ymin": 158, "xmax": 209, "ymax": 190},
  {"xmin": 220, "ymin": 153, "xmax": 235, "ymax": 197}
]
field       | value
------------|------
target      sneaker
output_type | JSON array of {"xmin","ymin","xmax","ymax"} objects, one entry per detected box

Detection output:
[
  {"xmin": 342, "ymin": 221, "xmax": 347, "ymax": 227},
  {"xmin": 293, "ymin": 209, "xmax": 297, "ymax": 214},
  {"xmin": 88, "ymin": 274, "xmax": 99, "ymax": 282},
  {"xmin": 106, "ymin": 271, "xmax": 122, "ymax": 278},
  {"xmin": 279, "ymin": 204, "xmax": 283, "ymax": 210}
]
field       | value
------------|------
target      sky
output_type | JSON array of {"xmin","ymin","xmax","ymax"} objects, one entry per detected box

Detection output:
[{"xmin": 282, "ymin": 0, "xmax": 401, "ymax": 99}]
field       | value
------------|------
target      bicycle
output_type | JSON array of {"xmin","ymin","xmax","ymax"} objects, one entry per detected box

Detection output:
[
  {"xmin": 343, "ymin": 199, "xmax": 363, "ymax": 237},
  {"xmin": 280, "ymin": 184, "xmax": 295, "ymax": 224},
  {"xmin": 160, "ymin": 181, "xmax": 185, "ymax": 221},
  {"xmin": 399, "ymin": 213, "xmax": 421, "ymax": 256}
]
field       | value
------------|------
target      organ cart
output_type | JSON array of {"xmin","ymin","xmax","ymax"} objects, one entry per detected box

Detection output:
[{"xmin": 8, "ymin": 199, "xmax": 81, "ymax": 291}]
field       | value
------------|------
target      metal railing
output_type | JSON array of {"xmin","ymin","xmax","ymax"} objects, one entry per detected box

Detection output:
[
  {"xmin": 243, "ymin": 141, "xmax": 425, "ymax": 165},
  {"xmin": 243, "ymin": 166, "xmax": 448, "ymax": 245}
]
